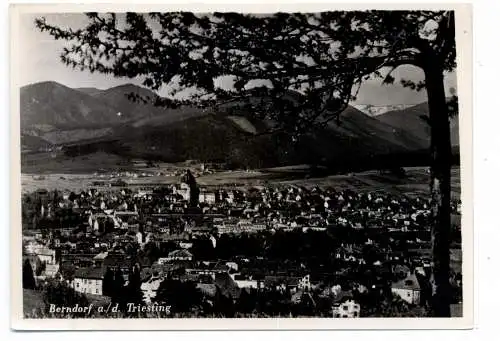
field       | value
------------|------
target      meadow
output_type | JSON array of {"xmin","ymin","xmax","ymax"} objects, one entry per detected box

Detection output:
[{"xmin": 22, "ymin": 165, "xmax": 461, "ymax": 199}]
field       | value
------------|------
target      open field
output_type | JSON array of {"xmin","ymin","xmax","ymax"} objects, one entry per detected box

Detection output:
[
  {"xmin": 196, "ymin": 166, "xmax": 461, "ymax": 198},
  {"xmin": 21, "ymin": 151, "xmax": 135, "ymax": 174},
  {"xmin": 22, "ymin": 165, "xmax": 461, "ymax": 199}
]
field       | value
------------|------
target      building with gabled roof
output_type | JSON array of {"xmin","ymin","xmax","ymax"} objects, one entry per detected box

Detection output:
[
  {"xmin": 72, "ymin": 266, "xmax": 105, "ymax": 296},
  {"xmin": 163, "ymin": 249, "xmax": 193, "ymax": 262},
  {"xmin": 391, "ymin": 273, "xmax": 421, "ymax": 305}
]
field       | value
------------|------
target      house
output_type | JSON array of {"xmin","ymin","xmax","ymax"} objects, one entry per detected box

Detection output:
[
  {"xmin": 225, "ymin": 191, "xmax": 235, "ymax": 204},
  {"xmin": 150, "ymin": 262, "xmax": 186, "ymax": 278},
  {"xmin": 35, "ymin": 246, "xmax": 56, "ymax": 265},
  {"xmin": 114, "ymin": 211, "xmax": 139, "ymax": 222},
  {"xmin": 44, "ymin": 263, "xmax": 60, "ymax": 277},
  {"xmin": 102, "ymin": 253, "xmax": 138, "ymax": 277},
  {"xmin": 393, "ymin": 264, "xmax": 411, "ymax": 279},
  {"xmin": 237, "ymin": 220, "xmax": 267, "ymax": 233},
  {"xmin": 185, "ymin": 261, "xmax": 229, "ymax": 279},
  {"xmin": 391, "ymin": 273, "xmax": 421, "ymax": 305},
  {"xmin": 88, "ymin": 212, "xmax": 109, "ymax": 232},
  {"xmin": 199, "ymin": 191, "xmax": 216, "ymax": 204},
  {"xmin": 154, "ymin": 232, "xmax": 190, "ymax": 244},
  {"xmin": 232, "ymin": 273, "xmax": 261, "ymax": 289},
  {"xmin": 60, "ymin": 253, "xmax": 96, "ymax": 268},
  {"xmin": 173, "ymin": 183, "xmax": 191, "ymax": 202},
  {"xmin": 215, "ymin": 222, "xmax": 238, "ymax": 235},
  {"xmin": 163, "ymin": 249, "xmax": 193, "ymax": 262},
  {"xmin": 24, "ymin": 242, "xmax": 57, "ymax": 264},
  {"xmin": 179, "ymin": 241, "xmax": 193, "ymax": 249},
  {"xmin": 225, "ymin": 262, "xmax": 238, "ymax": 272},
  {"xmin": 136, "ymin": 231, "xmax": 144, "ymax": 245},
  {"xmin": 298, "ymin": 274, "xmax": 311, "ymax": 291},
  {"xmin": 93, "ymin": 251, "xmax": 108, "ymax": 267},
  {"xmin": 332, "ymin": 299, "xmax": 361, "ymax": 318},
  {"xmin": 302, "ymin": 226, "xmax": 327, "ymax": 232},
  {"xmin": 193, "ymin": 274, "xmax": 218, "ymax": 297},
  {"xmin": 189, "ymin": 226, "xmax": 212, "ymax": 236},
  {"xmin": 24, "ymin": 240, "xmax": 46, "ymax": 255},
  {"xmin": 72, "ymin": 267, "xmax": 105, "ymax": 296},
  {"xmin": 264, "ymin": 275, "xmax": 301, "ymax": 293}
]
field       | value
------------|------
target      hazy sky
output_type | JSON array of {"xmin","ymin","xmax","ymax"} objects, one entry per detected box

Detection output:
[{"xmin": 18, "ymin": 13, "xmax": 457, "ymax": 106}]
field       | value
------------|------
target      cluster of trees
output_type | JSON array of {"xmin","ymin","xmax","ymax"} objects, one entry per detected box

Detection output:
[
  {"xmin": 101, "ymin": 265, "xmax": 143, "ymax": 315},
  {"xmin": 22, "ymin": 259, "xmax": 37, "ymax": 290},
  {"xmin": 154, "ymin": 278, "xmax": 203, "ymax": 313},
  {"xmin": 154, "ymin": 281, "xmax": 428, "ymax": 318},
  {"xmin": 188, "ymin": 229, "xmax": 434, "ymax": 262},
  {"xmin": 41, "ymin": 280, "xmax": 90, "ymax": 318},
  {"xmin": 22, "ymin": 190, "xmax": 87, "ymax": 233}
]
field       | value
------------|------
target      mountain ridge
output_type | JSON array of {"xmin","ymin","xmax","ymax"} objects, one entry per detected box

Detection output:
[
  {"xmin": 375, "ymin": 101, "xmax": 460, "ymax": 147},
  {"xmin": 20, "ymin": 81, "xmax": 459, "ymax": 171}
]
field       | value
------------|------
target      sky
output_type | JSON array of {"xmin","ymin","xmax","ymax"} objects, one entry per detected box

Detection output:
[{"xmin": 18, "ymin": 13, "xmax": 457, "ymax": 106}]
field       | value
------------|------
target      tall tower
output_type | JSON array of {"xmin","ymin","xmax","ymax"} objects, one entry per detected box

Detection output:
[{"xmin": 181, "ymin": 170, "xmax": 199, "ymax": 207}]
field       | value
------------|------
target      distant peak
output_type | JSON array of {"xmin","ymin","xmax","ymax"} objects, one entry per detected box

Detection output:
[
  {"xmin": 21, "ymin": 80, "xmax": 69, "ymax": 90},
  {"xmin": 113, "ymin": 83, "xmax": 147, "ymax": 90}
]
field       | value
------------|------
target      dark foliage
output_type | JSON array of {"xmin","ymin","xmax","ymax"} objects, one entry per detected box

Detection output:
[
  {"xmin": 154, "ymin": 279, "xmax": 203, "ymax": 313},
  {"xmin": 42, "ymin": 281, "xmax": 90, "ymax": 318},
  {"xmin": 22, "ymin": 259, "xmax": 36, "ymax": 290}
]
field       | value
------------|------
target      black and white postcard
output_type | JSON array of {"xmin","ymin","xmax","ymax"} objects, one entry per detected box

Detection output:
[{"xmin": 10, "ymin": 3, "xmax": 473, "ymax": 330}]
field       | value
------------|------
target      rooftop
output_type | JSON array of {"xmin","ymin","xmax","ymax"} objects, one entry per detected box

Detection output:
[
  {"xmin": 93, "ymin": 251, "xmax": 109, "ymax": 260},
  {"xmin": 74, "ymin": 266, "xmax": 105, "ymax": 280},
  {"xmin": 167, "ymin": 249, "xmax": 193, "ymax": 258},
  {"xmin": 392, "ymin": 273, "xmax": 421, "ymax": 291}
]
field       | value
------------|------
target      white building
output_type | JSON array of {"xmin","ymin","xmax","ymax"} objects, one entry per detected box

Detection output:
[
  {"xmin": 237, "ymin": 220, "xmax": 267, "ymax": 233},
  {"xmin": 179, "ymin": 242, "xmax": 193, "ymax": 249},
  {"xmin": 226, "ymin": 191, "xmax": 235, "ymax": 204},
  {"xmin": 332, "ymin": 299, "xmax": 361, "ymax": 318},
  {"xmin": 35, "ymin": 246, "xmax": 56, "ymax": 265},
  {"xmin": 158, "ymin": 249, "xmax": 193, "ymax": 264},
  {"xmin": 174, "ymin": 183, "xmax": 191, "ymax": 202},
  {"xmin": 234, "ymin": 278, "xmax": 260, "ymax": 289},
  {"xmin": 225, "ymin": 262, "xmax": 238, "ymax": 272},
  {"xmin": 24, "ymin": 241, "xmax": 46, "ymax": 255},
  {"xmin": 136, "ymin": 231, "xmax": 143, "ymax": 245},
  {"xmin": 232, "ymin": 273, "xmax": 260, "ymax": 289},
  {"xmin": 72, "ymin": 267, "xmax": 105, "ymax": 296},
  {"xmin": 391, "ymin": 273, "xmax": 421, "ymax": 305},
  {"xmin": 199, "ymin": 191, "xmax": 216, "ymax": 204},
  {"xmin": 298, "ymin": 274, "xmax": 311, "ymax": 291},
  {"xmin": 44, "ymin": 263, "xmax": 60, "ymax": 277}
]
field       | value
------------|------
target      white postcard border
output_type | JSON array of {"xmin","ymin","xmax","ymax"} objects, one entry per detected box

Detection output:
[{"xmin": 9, "ymin": 2, "xmax": 474, "ymax": 330}]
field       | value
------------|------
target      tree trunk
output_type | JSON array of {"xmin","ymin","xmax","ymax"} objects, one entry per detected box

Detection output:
[{"xmin": 424, "ymin": 63, "xmax": 452, "ymax": 317}]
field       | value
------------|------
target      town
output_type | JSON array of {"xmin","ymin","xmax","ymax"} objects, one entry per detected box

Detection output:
[{"xmin": 22, "ymin": 169, "xmax": 463, "ymax": 318}]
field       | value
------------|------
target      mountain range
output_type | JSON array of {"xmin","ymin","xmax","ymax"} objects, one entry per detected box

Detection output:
[
  {"xmin": 352, "ymin": 104, "xmax": 422, "ymax": 117},
  {"xmin": 20, "ymin": 81, "xmax": 460, "ymax": 172}
]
